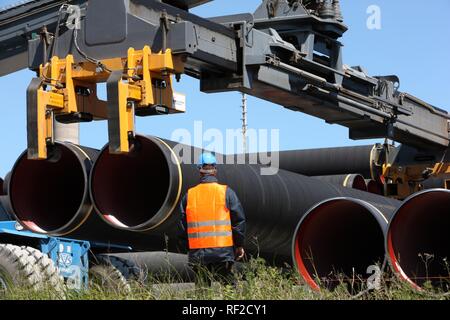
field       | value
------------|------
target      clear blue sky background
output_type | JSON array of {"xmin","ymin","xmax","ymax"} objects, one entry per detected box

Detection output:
[{"xmin": 0, "ymin": 0, "xmax": 449, "ymax": 177}]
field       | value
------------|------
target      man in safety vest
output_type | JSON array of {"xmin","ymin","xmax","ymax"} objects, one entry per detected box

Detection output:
[{"xmin": 179, "ymin": 152, "xmax": 246, "ymax": 286}]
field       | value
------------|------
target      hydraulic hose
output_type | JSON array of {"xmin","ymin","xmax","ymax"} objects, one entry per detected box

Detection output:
[
  {"xmin": 110, "ymin": 251, "xmax": 194, "ymax": 282},
  {"xmin": 0, "ymin": 196, "xmax": 12, "ymax": 221}
]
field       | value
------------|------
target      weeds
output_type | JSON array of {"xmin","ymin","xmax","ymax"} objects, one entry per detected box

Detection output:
[{"xmin": 0, "ymin": 258, "xmax": 449, "ymax": 300}]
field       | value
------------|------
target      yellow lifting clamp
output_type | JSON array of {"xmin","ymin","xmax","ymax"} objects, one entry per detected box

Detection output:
[
  {"xmin": 27, "ymin": 46, "xmax": 185, "ymax": 159},
  {"xmin": 429, "ymin": 158, "xmax": 450, "ymax": 190},
  {"xmin": 431, "ymin": 162, "xmax": 450, "ymax": 176},
  {"xmin": 382, "ymin": 158, "xmax": 450, "ymax": 199},
  {"xmin": 381, "ymin": 163, "xmax": 424, "ymax": 199}
]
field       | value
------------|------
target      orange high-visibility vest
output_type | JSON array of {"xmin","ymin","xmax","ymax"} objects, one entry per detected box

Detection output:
[{"xmin": 186, "ymin": 183, "xmax": 234, "ymax": 249}]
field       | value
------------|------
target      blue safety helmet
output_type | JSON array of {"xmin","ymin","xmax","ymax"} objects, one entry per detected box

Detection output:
[{"xmin": 197, "ymin": 152, "xmax": 217, "ymax": 169}]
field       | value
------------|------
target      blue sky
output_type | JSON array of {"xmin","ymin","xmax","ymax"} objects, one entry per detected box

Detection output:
[{"xmin": 0, "ymin": 0, "xmax": 449, "ymax": 177}]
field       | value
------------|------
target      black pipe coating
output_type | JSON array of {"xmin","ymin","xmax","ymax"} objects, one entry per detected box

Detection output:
[
  {"xmin": 314, "ymin": 174, "xmax": 367, "ymax": 191},
  {"xmin": 90, "ymin": 136, "xmax": 400, "ymax": 272},
  {"xmin": 248, "ymin": 144, "xmax": 378, "ymax": 179},
  {"xmin": 422, "ymin": 175, "xmax": 450, "ymax": 190},
  {"xmin": 0, "ymin": 196, "xmax": 12, "ymax": 221},
  {"xmin": 366, "ymin": 179, "xmax": 384, "ymax": 196}
]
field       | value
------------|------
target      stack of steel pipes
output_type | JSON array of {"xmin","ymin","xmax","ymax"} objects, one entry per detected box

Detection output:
[{"xmin": 4, "ymin": 136, "xmax": 449, "ymax": 291}]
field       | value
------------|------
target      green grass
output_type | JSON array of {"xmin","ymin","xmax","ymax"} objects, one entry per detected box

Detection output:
[{"xmin": 1, "ymin": 258, "xmax": 449, "ymax": 300}]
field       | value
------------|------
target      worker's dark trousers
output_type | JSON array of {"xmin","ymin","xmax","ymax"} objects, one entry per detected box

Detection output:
[{"xmin": 192, "ymin": 262, "xmax": 234, "ymax": 287}]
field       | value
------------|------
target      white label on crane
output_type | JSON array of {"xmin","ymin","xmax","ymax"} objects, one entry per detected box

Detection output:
[{"xmin": 173, "ymin": 92, "xmax": 186, "ymax": 112}]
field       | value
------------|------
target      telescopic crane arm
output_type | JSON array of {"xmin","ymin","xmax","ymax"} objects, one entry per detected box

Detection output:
[{"xmin": 0, "ymin": 0, "xmax": 449, "ymax": 197}]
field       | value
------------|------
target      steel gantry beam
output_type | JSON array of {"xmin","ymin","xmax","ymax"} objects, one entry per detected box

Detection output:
[{"xmin": 0, "ymin": 0, "xmax": 449, "ymax": 160}]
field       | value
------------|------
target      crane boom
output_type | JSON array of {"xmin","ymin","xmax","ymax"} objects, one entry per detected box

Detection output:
[{"xmin": 0, "ymin": 0, "xmax": 449, "ymax": 183}]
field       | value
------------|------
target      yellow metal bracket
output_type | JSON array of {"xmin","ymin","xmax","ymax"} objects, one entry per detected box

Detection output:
[
  {"xmin": 106, "ymin": 46, "xmax": 185, "ymax": 154},
  {"xmin": 431, "ymin": 162, "xmax": 450, "ymax": 175},
  {"xmin": 27, "ymin": 46, "xmax": 185, "ymax": 159},
  {"xmin": 382, "ymin": 163, "xmax": 427, "ymax": 199},
  {"xmin": 27, "ymin": 55, "xmax": 74, "ymax": 159}
]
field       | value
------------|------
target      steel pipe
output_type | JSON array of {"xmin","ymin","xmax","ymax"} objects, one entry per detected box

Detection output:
[
  {"xmin": 292, "ymin": 197, "xmax": 398, "ymax": 291},
  {"xmin": 0, "ymin": 175, "xmax": 13, "ymax": 221},
  {"xmin": 7, "ymin": 142, "xmax": 168, "ymax": 250},
  {"xmin": 422, "ymin": 175, "xmax": 450, "ymax": 190},
  {"xmin": 8, "ymin": 142, "xmax": 97, "ymax": 235},
  {"xmin": 90, "ymin": 135, "xmax": 400, "ymax": 273},
  {"xmin": 366, "ymin": 179, "xmax": 384, "ymax": 196},
  {"xmin": 110, "ymin": 251, "xmax": 194, "ymax": 282},
  {"xmin": 1, "ymin": 173, "xmax": 9, "ymax": 195},
  {"xmin": 386, "ymin": 189, "xmax": 450, "ymax": 290},
  {"xmin": 0, "ymin": 196, "xmax": 12, "ymax": 221},
  {"xmin": 248, "ymin": 144, "xmax": 380, "ymax": 179},
  {"xmin": 108, "ymin": 251, "xmax": 248, "ymax": 283},
  {"xmin": 314, "ymin": 174, "xmax": 367, "ymax": 191}
]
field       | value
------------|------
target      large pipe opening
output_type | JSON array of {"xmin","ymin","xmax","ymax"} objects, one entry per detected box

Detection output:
[
  {"xmin": 314, "ymin": 174, "xmax": 368, "ymax": 192},
  {"xmin": 387, "ymin": 190, "xmax": 450, "ymax": 290},
  {"xmin": 9, "ymin": 143, "xmax": 88, "ymax": 234},
  {"xmin": 348, "ymin": 175, "xmax": 367, "ymax": 191},
  {"xmin": 367, "ymin": 180, "xmax": 384, "ymax": 196},
  {"xmin": 90, "ymin": 136, "xmax": 180, "ymax": 231},
  {"xmin": 293, "ymin": 198, "xmax": 387, "ymax": 291}
]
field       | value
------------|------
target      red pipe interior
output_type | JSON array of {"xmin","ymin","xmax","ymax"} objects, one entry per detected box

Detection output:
[
  {"xmin": 294, "ymin": 199, "xmax": 385, "ymax": 290},
  {"xmin": 367, "ymin": 180, "xmax": 384, "ymax": 195},
  {"xmin": 9, "ymin": 145, "xmax": 85, "ymax": 233},
  {"xmin": 352, "ymin": 175, "xmax": 368, "ymax": 192},
  {"xmin": 387, "ymin": 191, "xmax": 450, "ymax": 289},
  {"xmin": 91, "ymin": 136, "xmax": 170, "ymax": 228}
]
